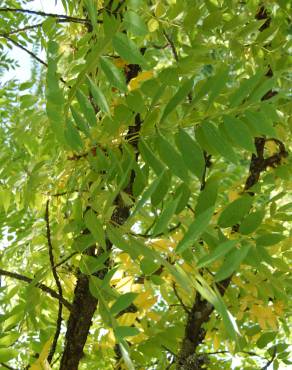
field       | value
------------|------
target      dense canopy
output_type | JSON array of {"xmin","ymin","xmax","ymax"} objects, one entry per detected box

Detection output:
[{"xmin": 0, "ymin": 1, "xmax": 291, "ymax": 369}]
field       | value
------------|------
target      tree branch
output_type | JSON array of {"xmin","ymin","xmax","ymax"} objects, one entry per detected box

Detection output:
[
  {"xmin": 163, "ymin": 30, "xmax": 178, "ymax": 62},
  {"xmin": 1, "ymin": 36, "xmax": 67, "ymax": 84},
  {"xmin": 60, "ymin": 63, "xmax": 143, "ymax": 370},
  {"xmin": 0, "ymin": 16, "xmax": 91, "ymax": 37},
  {"xmin": 261, "ymin": 347, "xmax": 277, "ymax": 370},
  {"xmin": 0, "ymin": 7, "xmax": 89, "ymax": 24},
  {"xmin": 0, "ymin": 363, "xmax": 17, "ymax": 370},
  {"xmin": 2, "ymin": 35, "xmax": 48, "ymax": 67},
  {"xmin": 0, "ymin": 268, "xmax": 72, "ymax": 311},
  {"xmin": 45, "ymin": 200, "xmax": 63, "ymax": 364},
  {"xmin": 173, "ymin": 283, "xmax": 191, "ymax": 314}
]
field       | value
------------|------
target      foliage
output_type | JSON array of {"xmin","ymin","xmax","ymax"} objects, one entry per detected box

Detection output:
[{"xmin": 0, "ymin": 0, "xmax": 291, "ymax": 369}]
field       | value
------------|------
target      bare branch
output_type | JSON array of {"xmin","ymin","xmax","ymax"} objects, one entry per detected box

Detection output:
[
  {"xmin": 261, "ymin": 347, "xmax": 277, "ymax": 370},
  {"xmin": 0, "ymin": 16, "xmax": 91, "ymax": 37},
  {"xmin": 0, "ymin": 7, "xmax": 89, "ymax": 24},
  {"xmin": 163, "ymin": 30, "xmax": 178, "ymax": 61},
  {"xmin": 1, "ymin": 36, "xmax": 67, "ymax": 84},
  {"xmin": 0, "ymin": 363, "xmax": 17, "ymax": 370},
  {"xmin": 173, "ymin": 283, "xmax": 191, "ymax": 314},
  {"xmin": 45, "ymin": 200, "xmax": 63, "ymax": 364},
  {"xmin": 0, "ymin": 268, "xmax": 72, "ymax": 311},
  {"xmin": 2, "ymin": 35, "xmax": 48, "ymax": 67}
]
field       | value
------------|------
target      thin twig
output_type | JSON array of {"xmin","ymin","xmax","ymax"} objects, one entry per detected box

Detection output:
[
  {"xmin": 133, "ymin": 222, "xmax": 181, "ymax": 238},
  {"xmin": 54, "ymin": 252, "xmax": 78, "ymax": 269},
  {"xmin": 3, "ymin": 35, "xmax": 47, "ymax": 67},
  {"xmin": 261, "ymin": 347, "xmax": 277, "ymax": 370},
  {"xmin": 172, "ymin": 283, "xmax": 191, "ymax": 314},
  {"xmin": 0, "ymin": 17, "xmax": 89, "ymax": 36},
  {"xmin": 45, "ymin": 200, "xmax": 63, "ymax": 364},
  {"xmin": 0, "ymin": 363, "xmax": 17, "ymax": 370},
  {"xmin": 2, "ymin": 35, "xmax": 67, "ymax": 84},
  {"xmin": 0, "ymin": 268, "xmax": 72, "ymax": 310},
  {"xmin": 163, "ymin": 30, "xmax": 178, "ymax": 61},
  {"xmin": 0, "ymin": 7, "xmax": 89, "ymax": 23}
]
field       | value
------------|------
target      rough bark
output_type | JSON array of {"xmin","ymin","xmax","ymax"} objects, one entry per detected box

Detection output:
[
  {"xmin": 176, "ymin": 5, "xmax": 288, "ymax": 369},
  {"xmin": 60, "ymin": 61, "xmax": 142, "ymax": 369}
]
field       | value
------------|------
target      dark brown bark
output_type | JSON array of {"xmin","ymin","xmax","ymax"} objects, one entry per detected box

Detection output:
[
  {"xmin": 59, "ymin": 62, "xmax": 142, "ymax": 370},
  {"xmin": 176, "ymin": 5, "xmax": 288, "ymax": 368},
  {"xmin": 59, "ymin": 272, "xmax": 98, "ymax": 370}
]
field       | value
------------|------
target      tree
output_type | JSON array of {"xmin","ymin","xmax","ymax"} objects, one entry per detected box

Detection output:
[{"xmin": 0, "ymin": 0, "xmax": 291, "ymax": 369}]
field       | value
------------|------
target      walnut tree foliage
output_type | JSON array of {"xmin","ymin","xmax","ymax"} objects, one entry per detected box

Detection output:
[{"xmin": 0, "ymin": 0, "xmax": 291, "ymax": 369}]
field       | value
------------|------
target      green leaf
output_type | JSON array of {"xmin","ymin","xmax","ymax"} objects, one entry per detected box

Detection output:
[
  {"xmin": 70, "ymin": 106, "xmax": 90, "ymax": 137},
  {"xmin": 87, "ymin": 76, "xmax": 111, "ymax": 115},
  {"xmin": 72, "ymin": 234, "xmax": 95, "ymax": 252},
  {"xmin": 119, "ymin": 342, "xmax": 135, "ymax": 370},
  {"xmin": 176, "ymin": 129, "xmax": 205, "ymax": 180},
  {"xmin": 0, "ymin": 348, "xmax": 18, "ymax": 362},
  {"xmin": 65, "ymin": 119, "xmax": 84, "ymax": 151},
  {"xmin": 256, "ymin": 233, "xmax": 285, "ymax": 247},
  {"xmin": 195, "ymin": 178, "xmax": 218, "ymax": 216},
  {"xmin": 218, "ymin": 195, "xmax": 253, "ymax": 228},
  {"xmin": 244, "ymin": 110, "xmax": 276, "ymax": 137},
  {"xmin": 112, "ymin": 32, "xmax": 145, "ymax": 65},
  {"xmin": 176, "ymin": 207, "xmax": 214, "ymax": 254},
  {"xmin": 107, "ymin": 226, "xmax": 139, "ymax": 259},
  {"xmin": 215, "ymin": 244, "xmax": 251, "ymax": 282},
  {"xmin": 256, "ymin": 332, "xmax": 277, "ymax": 349},
  {"xmin": 84, "ymin": 0, "xmax": 97, "ymax": 32},
  {"xmin": 123, "ymin": 10, "xmax": 148, "ymax": 36},
  {"xmin": 197, "ymin": 240, "xmax": 237, "ymax": 268},
  {"xmin": 84, "ymin": 210, "xmax": 106, "ymax": 249},
  {"xmin": 174, "ymin": 183, "xmax": 191, "ymax": 214},
  {"xmin": 114, "ymin": 326, "xmax": 140, "ymax": 339},
  {"xmin": 160, "ymin": 78, "xmax": 194, "ymax": 122},
  {"xmin": 158, "ymin": 135, "xmax": 189, "ymax": 182},
  {"xmin": 201, "ymin": 121, "xmax": 238, "ymax": 163},
  {"xmin": 140, "ymin": 258, "xmax": 160, "ymax": 275},
  {"xmin": 249, "ymin": 77, "xmax": 276, "ymax": 102},
  {"xmin": 229, "ymin": 70, "xmax": 264, "ymax": 108},
  {"xmin": 130, "ymin": 177, "xmax": 161, "ymax": 219},
  {"xmin": 76, "ymin": 89, "xmax": 96, "ymax": 127},
  {"xmin": 139, "ymin": 139, "xmax": 165, "ymax": 176},
  {"xmin": 152, "ymin": 197, "xmax": 180, "ymax": 236},
  {"xmin": 207, "ymin": 67, "xmax": 229, "ymax": 107},
  {"xmin": 80, "ymin": 253, "xmax": 109, "ymax": 275},
  {"xmin": 110, "ymin": 293, "xmax": 138, "ymax": 316},
  {"xmin": 66, "ymin": 36, "xmax": 111, "ymax": 111},
  {"xmin": 0, "ymin": 332, "xmax": 20, "ymax": 347},
  {"xmin": 239, "ymin": 210, "xmax": 265, "ymax": 235},
  {"xmin": 100, "ymin": 56, "xmax": 127, "ymax": 92},
  {"xmin": 151, "ymin": 170, "xmax": 171, "ymax": 206},
  {"xmin": 222, "ymin": 115, "xmax": 255, "ymax": 152},
  {"xmin": 193, "ymin": 274, "xmax": 241, "ymax": 344}
]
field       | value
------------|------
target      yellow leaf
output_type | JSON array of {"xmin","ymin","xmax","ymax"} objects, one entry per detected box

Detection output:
[
  {"xmin": 118, "ymin": 313, "xmax": 137, "ymax": 326},
  {"xmin": 181, "ymin": 262, "xmax": 194, "ymax": 274},
  {"xmin": 213, "ymin": 334, "xmax": 220, "ymax": 351},
  {"xmin": 30, "ymin": 338, "xmax": 52, "ymax": 370},
  {"xmin": 228, "ymin": 190, "xmax": 239, "ymax": 202},
  {"xmin": 147, "ymin": 311, "xmax": 161, "ymax": 321},
  {"xmin": 129, "ymin": 332, "xmax": 147, "ymax": 344},
  {"xmin": 150, "ymin": 238, "xmax": 175, "ymax": 252},
  {"xmin": 114, "ymin": 58, "xmax": 128, "ymax": 68},
  {"xmin": 273, "ymin": 301, "xmax": 284, "ymax": 316},
  {"xmin": 155, "ymin": 1, "xmax": 166, "ymax": 17},
  {"xmin": 265, "ymin": 140, "xmax": 278, "ymax": 156},
  {"xmin": 148, "ymin": 18, "xmax": 159, "ymax": 32},
  {"xmin": 134, "ymin": 291, "xmax": 157, "ymax": 310},
  {"xmin": 114, "ymin": 276, "xmax": 134, "ymax": 292},
  {"xmin": 128, "ymin": 71, "xmax": 154, "ymax": 91}
]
